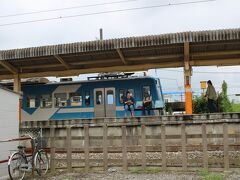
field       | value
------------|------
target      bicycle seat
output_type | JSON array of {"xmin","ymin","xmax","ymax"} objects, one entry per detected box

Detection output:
[{"xmin": 17, "ymin": 146, "xmax": 26, "ymax": 149}]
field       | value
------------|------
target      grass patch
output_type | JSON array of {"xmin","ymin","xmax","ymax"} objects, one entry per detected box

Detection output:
[
  {"xmin": 232, "ymin": 103, "xmax": 240, "ymax": 112},
  {"xmin": 129, "ymin": 167, "xmax": 161, "ymax": 174},
  {"xmin": 199, "ymin": 169, "xmax": 224, "ymax": 180}
]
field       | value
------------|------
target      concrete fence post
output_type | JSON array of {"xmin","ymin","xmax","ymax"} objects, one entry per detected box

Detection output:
[
  {"xmin": 181, "ymin": 123, "xmax": 187, "ymax": 171},
  {"xmin": 84, "ymin": 125, "xmax": 90, "ymax": 172},
  {"xmin": 122, "ymin": 125, "xmax": 127, "ymax": 171},
  {"xmin": 202, "ymin": 123, "xmax": 208, "ymax": 169},
  {"xmin": 103, "ymin": 123, "xmax": 108, "ymax": 171},
  {"xmin": 50, "ymin": 127, "xmax": 56, "ymax": 173},
  {"xmin": 223, "ymin": 123, "xmax": 229, "ymax": 171},
  {"xmin": 141, "ymin": 124, "xmax": 146, "ymax": 169},
  {"xmin": 66, "ymin": 126, "xmax": 72, "ymax": 172},
  {"xmin": 161, "ymin": 125, "xmax": 167, "ymax": 170}
]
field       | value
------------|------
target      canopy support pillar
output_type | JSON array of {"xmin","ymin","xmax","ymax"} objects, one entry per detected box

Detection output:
[
  {"xmin": 13, "ymin": 74, "xmax": 21, "ymax": 93},
  {"xmin": 13, "ymin": 74, "xmax": 22, "ymax": 123},
  {"xmin": 184, "ymin": 42, "xmax": 192, "ymax": 114}
]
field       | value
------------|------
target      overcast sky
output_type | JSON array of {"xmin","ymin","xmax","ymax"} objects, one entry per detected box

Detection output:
[{"xmin": 0, "ymin": 0, "xmax": 240, "ymax": 100}]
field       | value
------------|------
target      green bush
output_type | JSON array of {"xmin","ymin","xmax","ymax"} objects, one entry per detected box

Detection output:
[{"xmin": 193, "ymin": 95, "xmax": 208, "ymax": 114}]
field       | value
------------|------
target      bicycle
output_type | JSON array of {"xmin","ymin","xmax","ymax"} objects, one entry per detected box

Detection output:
[{"xmin": 8, "ymin": 131, "xmax": 49, "ymax": 180}]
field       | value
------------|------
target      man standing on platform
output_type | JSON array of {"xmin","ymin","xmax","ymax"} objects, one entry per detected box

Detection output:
[{"xmin": 205, "ymin": 80, "xmax": 217, "ymax": 113}]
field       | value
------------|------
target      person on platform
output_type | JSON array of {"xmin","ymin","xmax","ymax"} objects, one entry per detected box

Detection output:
[
  {"xmin": 123, "ymin": 91, "xmax": 135, "ymax": 117},
  {"xmin": 142, "ymin": 91, "xmax": 152, "ymax": 116},
  {"xmin": 205, "ymin": 80, "xmax": 217, "ymax": 113}
]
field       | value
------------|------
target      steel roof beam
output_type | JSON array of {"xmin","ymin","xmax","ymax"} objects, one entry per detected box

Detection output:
[
  {"xmin": 0, "ymin": 60, "xmax": 18, "ymax": 74},
  {"xmin": 116, "ymin": 49, "xmax": 128, "ymax": 65},
  {"xmin": 127, "ymin": 55, "xmax": 183, "ymax": 61},
  {"xmin": 191, "ymin": 50, "xmax": 240, "ymax": 58},
  {"xmin": 18, "ymin": 55, "xmax": 183, "ymax": 69},
  {"xmin": 190, "ymin": 58, "xmax": 240, "ymax": 66},
  {"xmin": 54, "ymin": 55, "xmax": 70, "ymax": 69},
  {"xmin": 1, "ymin": 56, "xmax": 240, "ymax": 80},
  {"xmin": 0, "ymin": 61, "xmax": 182, "ymax": 80}
]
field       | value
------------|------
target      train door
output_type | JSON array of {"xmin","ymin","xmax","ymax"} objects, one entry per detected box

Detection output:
[
  {"xmin": 94, "ymin": 87, "xmax": 116, "ymax": 117},
  {"xmin": 105, "ymin": 88, "xmax": 116, "ymax": 117}
]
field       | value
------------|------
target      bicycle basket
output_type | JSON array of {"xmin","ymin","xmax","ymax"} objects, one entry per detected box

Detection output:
[
  {"xmin": 31, "ymin": 137, "xmax": 47, "ymax": 149},
  {"xmin": 38, "ymin": 136, "xmax": 47, "ymax": 149}
]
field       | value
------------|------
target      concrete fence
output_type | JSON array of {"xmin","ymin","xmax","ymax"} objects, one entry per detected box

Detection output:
[{"xmin": 20, "ymin": 113, "xmax": 240, "ymax": 172}]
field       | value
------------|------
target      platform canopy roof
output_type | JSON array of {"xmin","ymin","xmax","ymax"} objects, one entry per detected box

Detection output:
[{"xmin": 0, "ymin": 28, "xmax": 240, "ymax": 80}]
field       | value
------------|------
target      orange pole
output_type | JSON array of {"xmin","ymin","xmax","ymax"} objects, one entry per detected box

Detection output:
[
  {"xmin": 185, "ymin": 84, "xmax": 192, "ymax": 114},
  {"xmin": 183, "ymin": 42, "xmax": 192, "ymax": 114}
]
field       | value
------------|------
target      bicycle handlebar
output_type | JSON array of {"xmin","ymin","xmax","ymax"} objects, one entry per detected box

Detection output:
[
  {"xmin": 20, "ymin": 131, "xmax": 41, "ymax": 140},
  {"xmin": 20, "ymin": 134, "xmax": 34, "ymax": 140}
]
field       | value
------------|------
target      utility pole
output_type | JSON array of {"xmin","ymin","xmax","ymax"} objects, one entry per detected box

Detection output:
[{"xmin": 100, "ymin": 28, "xmax": 103, "ymax": 40}]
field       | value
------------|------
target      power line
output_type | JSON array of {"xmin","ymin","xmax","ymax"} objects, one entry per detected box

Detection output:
[
  {"xmin": 0, "ymin": 0, "xmax": 216, "ymax": 27},
  {"xmin": 159, "ymin": 77, "xmax": 183, "ymax": 89},
  {"xmin": 0, "ymin": 0, "xmax": 140, "ymax": 19}
]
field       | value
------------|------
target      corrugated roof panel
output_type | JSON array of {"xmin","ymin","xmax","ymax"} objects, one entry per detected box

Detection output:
[
  {"xmin": 233, "ymin": 29, "xmax": 238, "ymax": 39},
  {"xmin": 227, "ymin": 29, "xmax": 231, "ymax": 39},
  {"xmin": 1, "ymin": 28, "xmax": 240, "ymax": 61},
  {"xmin": 91, "ymin": 41, "xmax": 95, "ymax": 51},
  {"xmin": 129, "ymin": 37, "xmax": 133, "ymax": 47},
  {"xmin": 104, "ymin": 40, "xmax": 108, "ymax": 50},
  {"xmin": 150, "ymin": 35, "xmax": 154, "ymax": 46},
  {"xmin": 68, "ymin": 43, "xmax": 72, "ymax": 53},
  {"xmin": 102, "ymin": 40, "xmax": 106, "ymax": 50},
  {"xmin": 184, "ymin": 32, "xmax": 187, "ymax": 42},
  {"xmin": 106, "ymin": 40, "xmax": 110, "ymax": 50},
  {"xmin": 85, "ymin": 41, "xmax": 89, "ymax": 52}
]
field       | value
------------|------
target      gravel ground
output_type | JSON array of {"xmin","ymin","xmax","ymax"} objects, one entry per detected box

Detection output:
[
  {"xmin": 25, "ymin": 169, "xmax": 240, "ymax": 180},
  {"xmin": 49, "ymin": 172, "xmax": 200, "ymax": 180},
  {"xmin": 28, "ymin": 171, "xmax": 201, "ymax": 180}
]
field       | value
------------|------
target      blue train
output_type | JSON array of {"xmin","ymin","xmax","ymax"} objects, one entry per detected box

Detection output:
[{"xmin": 16, "ymin": 74, "xmax": 164, "ymax": 121}]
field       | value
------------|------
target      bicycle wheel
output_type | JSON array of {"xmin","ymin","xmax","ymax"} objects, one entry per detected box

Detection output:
[
  {"xmin": 34, "ymin": 149, "xmax": 49, "ymax": 176},
  {"xmin": 8, "ymin": 152, "xmax": 27, "ymax": 180}
]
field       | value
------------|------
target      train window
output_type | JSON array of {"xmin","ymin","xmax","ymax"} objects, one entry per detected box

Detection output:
[
  {"xmin": 70, "ymin": 92, "xmax": 82, "ymax": 106},
  {"xmin": 119, "ymin": 89, "xmax": 125, "ymax": 104},
  {"xmin": 54, "ymin": 93, "xmax": 67, "ymax": 107},
  {"xmin": 96, "ymin": 91, "xmax": 103, "ymax": 105},
  {"xmin": 26, "ymin": 96, "xmax": 36, "ymax": 108},
  {"xmin": 40, "ymin": 94, "xmax": 52, "ymax": 108},
  {"xmin": 85, "ymin": 90, "xmax": 90, "ymax": 106},
  {"xmin": 107, "ymin": 90, "xmax": 114, "ymax": 105},
  {"xmin": 142, "ymin": 86, "xmax": 151, "ymax": 97}
]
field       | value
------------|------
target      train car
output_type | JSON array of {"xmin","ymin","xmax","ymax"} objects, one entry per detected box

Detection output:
[{"xmin": 16, "ymin": 74, "xmax": 164, "ymax": 121}]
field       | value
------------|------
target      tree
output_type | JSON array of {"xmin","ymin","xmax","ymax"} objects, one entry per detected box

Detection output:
[{"xmin": 219, "ymin": 81, "xmax": 233, "ymax": 112}]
